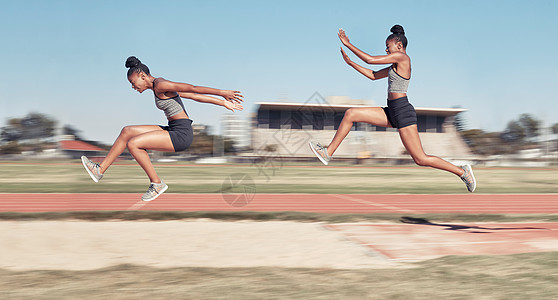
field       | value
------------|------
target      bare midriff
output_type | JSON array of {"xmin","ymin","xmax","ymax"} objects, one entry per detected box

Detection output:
[
  {"xmin": 388, "ymin": 92, "xmax": 407, "ymax": 100},
  {"xmin": 168, "ymin": 110, "xmax": 189, "ymax": 121}
]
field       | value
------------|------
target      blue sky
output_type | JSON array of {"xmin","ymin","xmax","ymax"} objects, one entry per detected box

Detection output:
[{"xmin": 1, "ymin": 0, "xmax": 557, "ymax": 143}]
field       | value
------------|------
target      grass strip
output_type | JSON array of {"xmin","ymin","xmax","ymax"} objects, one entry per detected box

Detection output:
[
  {"xmin": 2, "ymin": 252, "xmax": 558, "ymax": 299},
  {"xmin": 1, "ymin": 211, "xmax": 558, "ymax": 223}
]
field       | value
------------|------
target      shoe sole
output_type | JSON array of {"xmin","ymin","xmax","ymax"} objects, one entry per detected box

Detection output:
[
  {"xmin": 81, "ymin": 156, "xmax": 100, "ymax": 183},
  {"xmin": 308, "ymin": 141, "xmax": 329, "ymax": 166},
  {"xmin": 464, "ymin": 165, "xmax": 476, "ymax": 193},
  {"xmin": 142, "ymin": 184, "xmax": 168, "ymax": 202}
]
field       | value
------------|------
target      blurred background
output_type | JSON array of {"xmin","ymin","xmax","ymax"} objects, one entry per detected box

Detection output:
[
  {"xmin": 2, "ymin": 2, "xmax": 558, "ymax": 298},
  {"xmin": 1, "ymin": 0, "xmax": 557, "ymax": 168}
]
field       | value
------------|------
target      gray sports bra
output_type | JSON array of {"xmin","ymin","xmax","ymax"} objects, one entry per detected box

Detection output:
[
  {"xmin": 153, "ymin": 79, "xmax": 188, "ymax": 118},
  {"xmin": 387, "ymin": 66, "xmax": 410, "ymax": 94}
]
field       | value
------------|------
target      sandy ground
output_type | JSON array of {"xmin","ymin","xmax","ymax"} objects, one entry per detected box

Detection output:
[{"xmin": 0, "ymin": 220, "xmax": 402, "ymax": 271}]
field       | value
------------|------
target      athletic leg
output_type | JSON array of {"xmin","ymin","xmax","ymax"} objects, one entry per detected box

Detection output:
[
  {"xmin": 398, "ymin": 125, "xmax": 464, "ymax": 176},
  {"xmin": 126, "ymin": 130, "xmax": 175, "ymax": 183},
  {"xmin": 326, "ymin": 107, "xmax": 391, "ymax": 156},
  {"xmin": 99, "ymin": 125, "xmax": 163, "ymax": 173}
]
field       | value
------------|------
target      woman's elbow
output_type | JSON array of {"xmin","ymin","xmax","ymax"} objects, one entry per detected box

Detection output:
[{"xmin": 189, "ymin": 85, "xmax": 200, "ymax": 93}]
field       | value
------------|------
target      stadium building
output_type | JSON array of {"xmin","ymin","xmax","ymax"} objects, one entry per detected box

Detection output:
[{"xmin": 252, "ymin": 98, "xmax": 475, "ymax": 163}]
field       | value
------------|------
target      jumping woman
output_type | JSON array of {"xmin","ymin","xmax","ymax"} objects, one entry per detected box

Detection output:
[
  {"xmin": 309, "ymin": 25, "xmax": 476, "ymax": 192},
  {"xmin": 81, "ymin": 56, "xmax": 244, "ymax": 201}
]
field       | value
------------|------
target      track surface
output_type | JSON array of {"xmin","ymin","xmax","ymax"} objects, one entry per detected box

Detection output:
[
  {"xmin": 0, "ymin": 193, "xmax": 557, "ymax": 213},
  {"xmin": 1, "ymin": 193, "xmax": 557, "ymax": 261}
]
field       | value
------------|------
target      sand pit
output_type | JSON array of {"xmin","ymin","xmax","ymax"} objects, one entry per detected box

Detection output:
[{"xmin": 0, "ymin": 220, "xmax": 401, "ymax": 271}]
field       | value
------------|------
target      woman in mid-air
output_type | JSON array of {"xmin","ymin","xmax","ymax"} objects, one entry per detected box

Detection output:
[
  {"xmin": 81, "ymin": 56, "xmax": 244, "ymax": 201},
  {"xmin": 309, "ymin": 25, "xmax": 476, "ymax": 192}
]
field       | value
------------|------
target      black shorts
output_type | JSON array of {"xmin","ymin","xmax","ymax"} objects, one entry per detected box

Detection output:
[
  {"xmin": 159, "ymin": 119, "xmax": 194, "ymax": 152},
  {"xmin": 383, "ymin": 96, "xmax": 417, "ymax": 129}
]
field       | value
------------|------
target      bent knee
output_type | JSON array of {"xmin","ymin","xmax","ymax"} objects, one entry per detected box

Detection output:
[
  {"xmin": 345, "ymin": 108, "xmax": 356, "ymax": 118},
  {"xmin": 127, "ymin": 137, "xmax": 143, "ymax": 150},
  {"xmin": 412, "ymin": 155, "xmax": 430, "ymax": 167},
  {"xmin": 120, "ymin": 126, "xmax": 135, "ymax": 139},
  {"xmin": 344, "ymin": 108, "xmax": 357, "ymax": 121}
]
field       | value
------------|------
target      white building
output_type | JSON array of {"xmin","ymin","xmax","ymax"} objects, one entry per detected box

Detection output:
[{"xmin": 221, "ymin": 114, "xmax": 250, "ymax": 150}]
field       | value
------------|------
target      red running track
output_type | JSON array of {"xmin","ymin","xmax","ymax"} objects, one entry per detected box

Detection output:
[{"xmin": 0, "ymin": 193, "xmax": 557, "ymax": 214}]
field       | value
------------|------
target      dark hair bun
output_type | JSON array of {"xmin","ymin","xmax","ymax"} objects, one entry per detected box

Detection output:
[
  {"xmin": 125, "ymin": 56, "xmax": 141, "ymax": 69},
  {"xmin": 390, "ymin": 25, "xmax": 405, "ymax": 35}
]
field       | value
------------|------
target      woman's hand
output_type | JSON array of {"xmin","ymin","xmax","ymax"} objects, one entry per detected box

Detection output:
[
  {"xmin": 338, "ymin": 28, "xmax": 350, "ymax": 46},
  {"xmin": 340, "ymin": 48, "xmax": 352, "ymax": 65},
  {"xmin": 221, "ymin": 90, "xmax": 244, "ymax": 104},
  {"xmin": 224, "ymin": 100, "xmax": 244, "ymax": 112}
]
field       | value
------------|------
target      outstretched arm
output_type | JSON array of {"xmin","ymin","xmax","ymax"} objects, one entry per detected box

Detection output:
[
  {"xmin": 155, "ymin": 79, "xmax": 244, "ymax": 103},
  {"xmin": 179, "ymin": 93, "xmax": 244, "ymax": 112},
  {"xmin": 338, "ymin": 28, "xmax": 406, "ymax": 65},
  {"xmin": 338, "ymin": 29, "xmax": 376, "ymax": 64},
  {"xmin": 340, "ymin": 48, "xmax": 388, "ymax": 80}
]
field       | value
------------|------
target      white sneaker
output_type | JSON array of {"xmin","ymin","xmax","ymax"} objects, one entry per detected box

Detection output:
[
  {"xmin": 460, "ymin": 165, "xmax": 476, "ymax": 193},
  {"xmin": 81, "ymin": 156, "xmax": 103, "ymax": 183},
  {"xmin": 309, "ymin": 141, "xmax": 331, "ymax": 165},
  {"xmin": 141, "ymin": 181, "xmax": 168, "ymax": 202}
]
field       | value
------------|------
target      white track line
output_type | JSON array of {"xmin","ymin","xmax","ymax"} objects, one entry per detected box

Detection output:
[
  {"xmin": 127, "ymin": 200, "xmax": 148, "ymax": 211},
  {"xmin": 332, "ymin": 194, "xmax": 418, "ymax": 214}
]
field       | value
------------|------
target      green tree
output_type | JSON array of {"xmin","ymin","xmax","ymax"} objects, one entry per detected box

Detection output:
[
  {"xmin": 501, "ymin": 120, "xmax": 526, "ymax": 144},
  {"xmin": 63, "ymin": 125, "xmax": 83, "ymax": 139},
  {"xmin": 462, "ymin": 129, "xmax": 510, "ymax": 155},
  {"xmin": 187, "ymin": 125, "xmax": 214, "ymax": 156},
  {"xmin": 0, "ymin": 141, "xmax": 23, "ymax": 154},
  {"xmin": 518, "ymin": 113, "xmax": 540, "ymax": 139},
  {"xmin": 453, "ymin": 113, "xmax": 467, "ymax": 132},
  {"xmin": 451, "ymin": 107, "xmax": 467, "ymax": 132},
  {"xmin": 1, "ymin": 126, "xmax": 23, "ymax": 141},
  {"xmin": 1, "ymin": 113, "xmax": 57, "ymax": 141}
]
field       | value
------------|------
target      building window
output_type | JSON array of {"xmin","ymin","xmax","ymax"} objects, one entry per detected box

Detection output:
[
  {"xmin": 324, "ymin": 111, "xmax": 335, "ymax": 130},
  {"xmin": 280, "ymin": 110, "xmax": 291, "ymax": 129},
  {"xmin": 426, "ymin": 115, "xmax": 437, "ymax": 133},
  {"xmin": 334, "ymin": 112, "xmax": 344, "ymax": 130},
  {"xmin": 258, "ymin": 107, "xmax": 450, "ymax": 133},
  {"xmin": 417, "ymin": 115, "xmax": 427, "ymax": 132},
  {"xmin": 301, "ymin": 110, "xmax": 313, "ymax": 129},
  {"xmin": 291, "ymin": 110, "xmax": 303, "ymax": 129},
  {"xmin": 257, "ymin": 109, "xmax": 269, "ymax": 128},
  {"xmin": 269, "ymin": 110, "xmax": 281, "ymax": 129},
  {"xmin": 436, "ymin": 116, "xmax": 445, "ymax": 133},
  {"xmin": 313, "ymin": 111, "xmax": 324, "ymax": 130}
]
